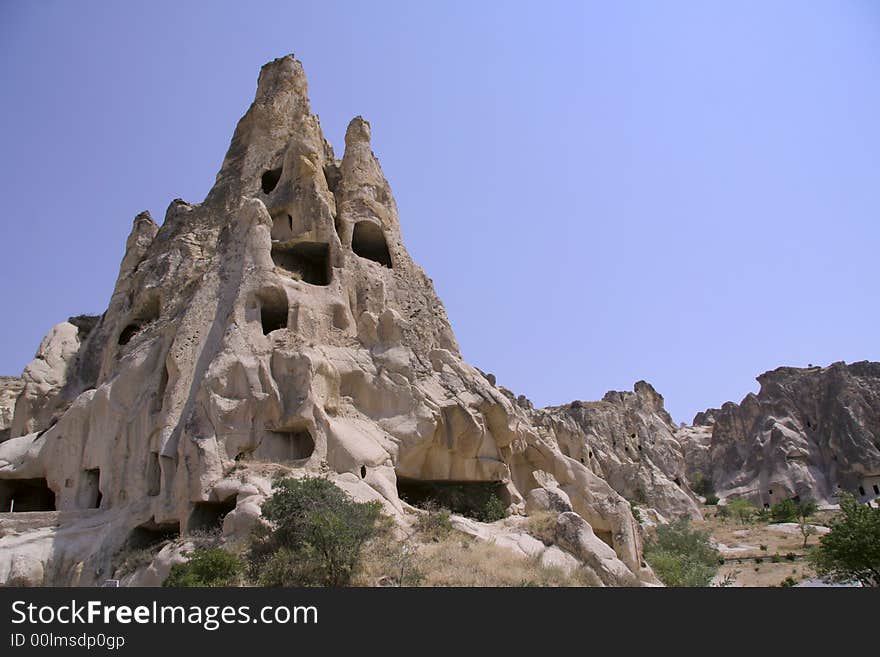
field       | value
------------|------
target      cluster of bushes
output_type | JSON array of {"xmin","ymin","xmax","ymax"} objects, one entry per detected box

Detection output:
[
  {"xmin": 643, "ymin": 518, "xmax": 721, "ymax": 587},
  {"xmin": 166, "ymin": 477, "xmax": 388, "ymax": 587}
]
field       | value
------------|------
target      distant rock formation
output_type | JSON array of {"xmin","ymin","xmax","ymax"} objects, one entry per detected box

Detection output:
[
  {"xmin": 0, "ymin": 55, "xmax": 652, "ymax": 587},
  {"xmin": 679, "ymin": 362, "xmax": 880, "ymax": 507},
  {"xmin": 0, "ymin": 377, "xmax": 24, "ymax": 443},
  {"xmin": 531, "ymin": 381, "xmax": 701, "ymax": 521}
]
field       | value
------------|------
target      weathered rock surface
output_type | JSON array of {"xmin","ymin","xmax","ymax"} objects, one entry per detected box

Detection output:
[
  {"xmin": 529, "ymin": 382, "xmax": 702, "ymax": 521},
  {"xmin": 0, "ymin": 55, "xmax": 650, "ymax": 586},
  {"xmin": 679, "ymin": 362, "xmax": 880, "ymax": 507},
  {"xmin": 0, "ymin": 377, "xmax": 24, "ymax": 443}
]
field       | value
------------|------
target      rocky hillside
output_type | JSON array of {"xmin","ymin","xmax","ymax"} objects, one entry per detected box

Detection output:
[
  {"xmin": 0, "ymin": 55, "xmax": 652, "ymax": 587},
  {"xmin": 530, "ymin": 381, "xmax": 701, "ymax": 521},
  {"xmin": 679, "ymin": 361, "xmax": 880, "ymax": 507}
]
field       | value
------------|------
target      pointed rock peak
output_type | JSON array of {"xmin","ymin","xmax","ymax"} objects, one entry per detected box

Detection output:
[
  {"xmin": 345, "ymin": 115, "xmax": 372, "ymax": 146},
  {"xmin": 132, "ymin": 210, "xmax": 158, "ymax": 233},
  {"xmin": 254, "ymin": 55, "xmax": 309, "ymax": 105}
]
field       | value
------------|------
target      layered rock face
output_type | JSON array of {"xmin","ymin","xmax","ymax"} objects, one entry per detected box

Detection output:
[
  {"xmin": 0, "ymin": 56, "xmax": 650, "ymax": 586},
  {"xmin": 680, "ymin": 362, "xmax": 880, "ymax": 506},
  {"xmin": 531, "ymin": 382, "xmax": 701, "ymax": 521}
]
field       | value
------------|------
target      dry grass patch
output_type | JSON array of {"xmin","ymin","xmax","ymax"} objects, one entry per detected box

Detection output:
[
  {"xmin": 524, "ymin": 511, "xmax": 559, "ymax": 546},
  {"xmin": 417, "ymin": 535, "xmax": 594, "ymax": 587}
]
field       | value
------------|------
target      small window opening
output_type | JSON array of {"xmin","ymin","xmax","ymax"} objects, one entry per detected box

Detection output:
[
  {"xmin": 763, "ymin": 503, "xmax": 770, "ymax": 509},
  {"xmin": 859, "ymin": 486, "xmax": 866, "ymax": 496},
  {"xmin": 360, "ymin": 465, "xmax": 367, "ymax": 479},
  {"xmin": 873, "ymin": 484, "xmax": 879, "ymax": 496},
  {"xmin": 351, "ymin": 221, "xmax": 392, "ymax": 268},
  {"xmin": 261, "ymin": 167, "xmax": 282, "ymax": 194}
]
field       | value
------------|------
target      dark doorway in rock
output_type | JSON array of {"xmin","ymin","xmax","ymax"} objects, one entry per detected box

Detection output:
[
  {"xmin": 360, "ymin": 465, "xmax": 367, "ymax": 479},
  {"xmin": 118, "ymin": 294, "xmax": 161, "ymax": 346},
  {"xmin": 257, "ymin": 288, "xmax": 289, "ymax": 335},
  {"xmin": 395, "ymin": 477, "xmax": 508, "ymax": 521},
  {"xmin": 147, "ymin": 453, "xmax": 161, "ymax": 497},
  {"xmin": 126, "ymin": 519, "xmax": 180, "ymax": 551},
  {"xmin": 351, "ymin": 221, "xmax": 392, "ymax": 268},
  {"xmin": 271, "ymin": 242, "xmax": 331, "ymax": 285},
  {"xmin": 81, "ymin": 469, "xmax": 102, "ymax": 509},
  {"xmin": 859, "ymin": 486, "xmax": 866, "ymax": 496},
  {"xmin": 261, "ymin": 167, "xmax": 282, "ymax": 194},
  {"xmin": 267, "ymin": 429, "xmax": 315, "ymax": 461},
  {"xmin": 188, "ymin": 498, "xmax": 236, "ymax": 534},
  {"xmin": 873, "ymin": 484, "xmax": 879, "ymax": 496},
  {"xmin": 0, "ymin": 478, "xmax": 56, "ymax": 512}
]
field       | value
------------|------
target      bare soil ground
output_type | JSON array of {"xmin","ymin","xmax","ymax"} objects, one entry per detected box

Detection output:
[{"xmin": 695, "ymin": 506, "xmax": 836, "ymax": 587}]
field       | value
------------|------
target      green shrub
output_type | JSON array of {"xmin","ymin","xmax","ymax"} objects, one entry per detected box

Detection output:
[
  {"xmin": 727, "ymin": 498, "xmax": 756, "ymax": 524},
  {"xmin": 643, "ymin": 518, "xmax": 720, "ymax": 587},
  {"xmin": 779, "ymin": 576, "xmax": 797, "ymax": 587},
  {"xmin": 759, "ymin": 544, "xmax": 768, "ymax": 552},
  {"xmin": 771, "ymin": 499, "xmax": 798, "ymax": 523},
  {"xmin": 785, "ymin": 552, "xmax": 797, "ymax": 561},
  {"xmin": 755, "ymin": 508, "xmax": 771, "ymax": 523},
  {"xmin": 690, "ymin": 472, "xmax": 714, "ymax": 498},
  {"xmin": 630, "ymin": 502, "xmax": 642, "ymax": 523},
  {"xmin": 771, "ymin": 554, "xmax": 781, "ymax": 563},
  {"xmin": 248, "ymin": 476, "xmax": 384, "ymax": 586},
  {"xmin": 163, "ymin": 548, "xmax": 241, "ymax": 587},
  {"xmin": 479, "ymin": 494, "xmax": 507, "ymax": 523},
  {"xmin": 809, "ymin": 493, "xmax": 880, "ymax": 587},
  {"xmin": 704, "ymin": 494, "xmax": 719, "ymax": 506}
]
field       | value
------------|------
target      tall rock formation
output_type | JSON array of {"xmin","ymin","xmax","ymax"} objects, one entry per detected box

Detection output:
[
  {"xmin": 0, "ymin": 56, "xmax": 651, "ymax": 587},
  {"xmin": 679, "ymin": 361, "xmax": 880, "ymax": 507}
]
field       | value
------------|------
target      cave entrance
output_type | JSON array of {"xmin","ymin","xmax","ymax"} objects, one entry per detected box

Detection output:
[
  {"xmin": 395, "ymin": 477, "xmax": 508, "ymax": 521},
  {"xmin": 80, "ymin": 468, "xmax": 102, "ymax": 509},
  {"xmin": 126, "ymin": 519, "xmax": 180, "ymax": 551},
  {"xmin": 257, "ymin": 288, "xmax": 289, "ymax": 335},
  {"xmin": 0, "ymin": 478, "xmax": 56, "ymax": 512},
  {"xmin": 351, "ymin": 221, "xmax": 392, "ymax": 268},
  {"xmin": 118, "ymin": 294, "xmax": 161, "ymax": 346},
  {"xmin": 261, "ymin": 167, "xmax": 282, "ymax": 194},
  {"xmin": 188, "ymin": 498, "xmax": 236, "ymax": 534},
  {"xmin": 271, "ymin": 242, "xmax": 331, "ymax": 285},
  {"xmin": 265, "ymin": 429, "xmax": 316, "ymax": 462}
]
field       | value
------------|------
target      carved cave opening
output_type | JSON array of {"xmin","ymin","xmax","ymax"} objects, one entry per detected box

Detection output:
[
  {"xmin": 147, "ymin": 452, "xmax": 161, "ymax": 497},
  {"xmin": 271, "ymin": 242, "xmax": 331, "ymax": 286},
  {"xmin": 351, "ymin": 221, "xmax": 392, "ymax": 268},
  {"xmin": 118, "ymin": 294, "xmax": 161, "ymax": 346},
  {"xmin": 261, "ymin": 167, "xmax": 282, "ymax": 194},
  {"xmin": 126, "ymin": 519, "xmax": 180, "ymax": 551},
  {"xmin": 264, "ymin": 429, "xmax": 316, "ymax": 462},
  {"xmin": 188, "ymin": 498, "xmax": 237, "ymax": 534},
  {"xmin": 395, "ymin": 477, "xmax": 508, "ymax": 521},
  {"xmin": 81, "ymin": 468, "xmax": 102, "ymax": 509},
  {"xmin": 257, "ymin": 288, "xmax": 289, "ymax": 335},
  {"xmin": 0, "ymin": 478, "xmax": 56, "ymax": 512}
]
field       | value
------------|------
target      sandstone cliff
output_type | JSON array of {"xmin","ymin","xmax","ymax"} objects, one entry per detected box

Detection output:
[
  {"xmin": 0, "ymin": 56, "xmax": 652, "ymax": 587},
  {"xmin": 679, "ymin": 361, "xmax": 880, "ymax": 507}
]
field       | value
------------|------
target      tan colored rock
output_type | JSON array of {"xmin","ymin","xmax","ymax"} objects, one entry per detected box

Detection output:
[
  {"xmin": 681, "ymin": 362, "xmax": 880, "ymax": 506},
  {"xmin": 530, "ymin": 381, "xmax": 702, "ymax": 520},
  {"xmin": 0, "ymin": 55, "xmax": 649, "ymax": 586},
  {"xmin": 0, "ymin": 377, "xmax": 24, "ymax": 442}
]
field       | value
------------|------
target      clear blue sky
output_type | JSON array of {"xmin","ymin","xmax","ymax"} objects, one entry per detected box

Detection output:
[{"xmin": 1, "ymin": 1, "xmax": 878, "ymax": 423}]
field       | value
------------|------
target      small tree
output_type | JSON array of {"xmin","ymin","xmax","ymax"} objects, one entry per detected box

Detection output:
[
  {"xmin": 644, "ymin": 518, "xmax": 720, "ymax": 587},
  {"xmin": 727, "ymin": 498, "xmax": 756, "ymax": 525},
  {"xmin": 795, "ymin": 498, "xmax": 819, "ymax": 548},
  {"xmin": 249, "ymin": 477, "xmax": 384, "ymax": 586},
  {"xmin": 810, "ymin": 493, "xmax": 880, "ymax": 587}
]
